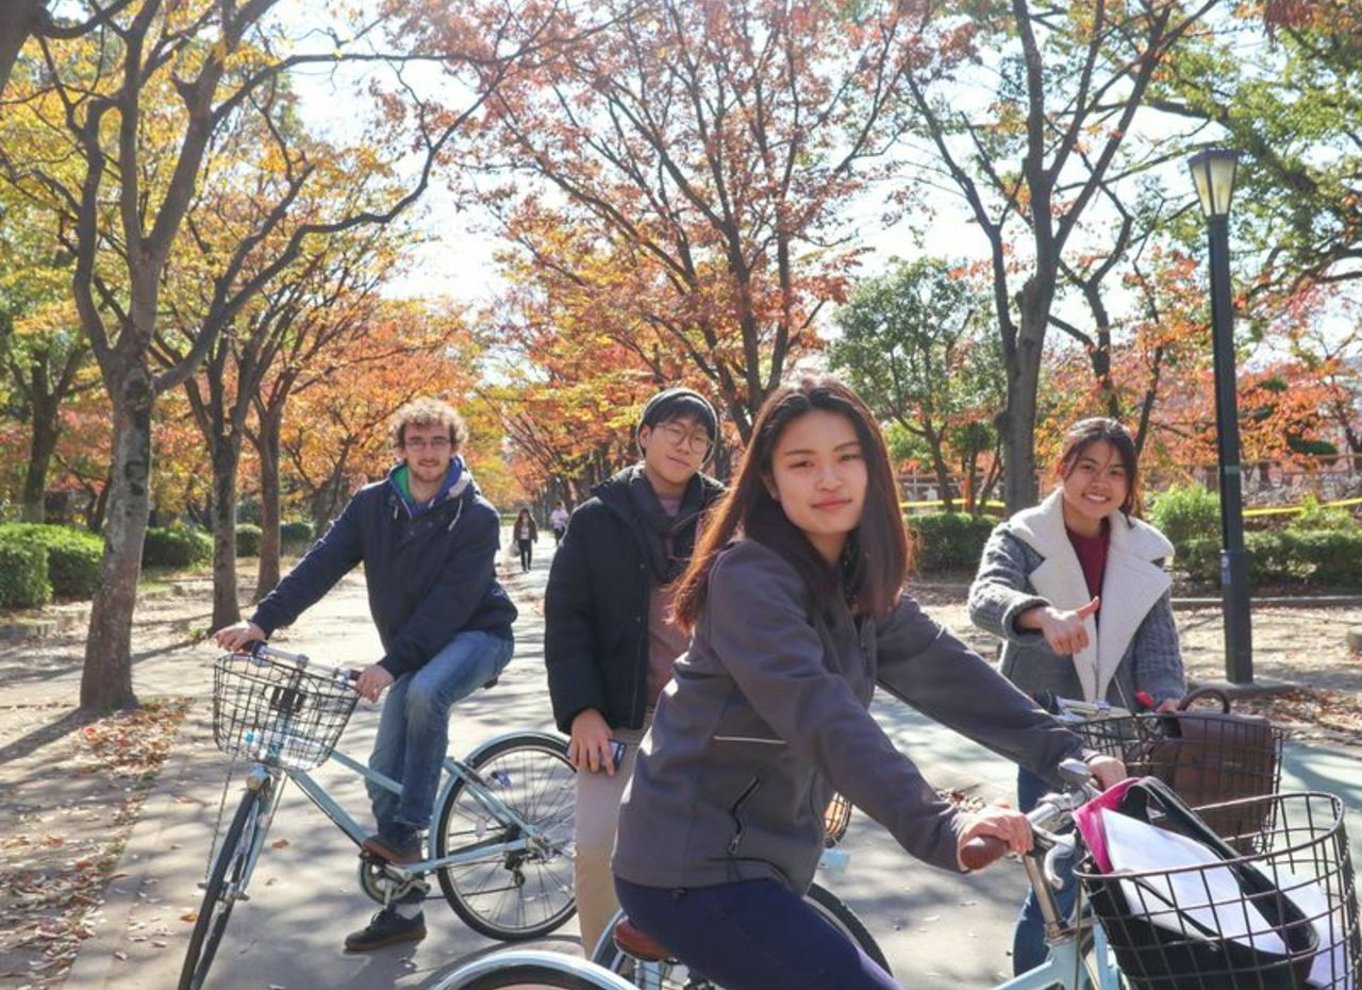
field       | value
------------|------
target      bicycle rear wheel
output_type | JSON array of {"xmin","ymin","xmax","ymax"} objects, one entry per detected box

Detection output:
[
  {"xmin": 177, "ymin": 783, "xmax": 267, "ymax": 990},
  {"xmin": 434, "ymin": 733, "xmax": 576, "ymax": 940},
  {"xmin": 590, "ymin": 881, "xmax": 890, "ymax": 988}
]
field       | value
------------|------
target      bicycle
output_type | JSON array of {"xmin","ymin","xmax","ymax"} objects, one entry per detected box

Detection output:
[
  {"xmin": 430, "ymin": 757, "xmax": 1117, "ymax": 990},
  {"xmin": 178, "ymin": 643, "xmax": 577, "ymax": 990},
  {"xmin": 432, "ymin": 759, "xmax": 1361, "ymax": 989}
]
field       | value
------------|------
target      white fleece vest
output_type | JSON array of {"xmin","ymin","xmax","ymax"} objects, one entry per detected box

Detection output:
[{"xmin": 1007, "ymin": 491, "xmax": 1174, "ymax": 702}]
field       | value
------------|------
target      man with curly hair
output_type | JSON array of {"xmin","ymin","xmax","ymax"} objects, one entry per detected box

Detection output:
[{"xmin": 215, "ymin": 397, "xmax": 517, "ymax": 951}]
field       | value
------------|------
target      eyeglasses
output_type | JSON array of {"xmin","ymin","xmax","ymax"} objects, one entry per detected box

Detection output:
[
  {"xmin": 404, "ymin": 437, "xmax": 452, "ymax": 452},
  {"xmin": 657, "ymin": 422, "xmax": 711, "ymax": 453}
]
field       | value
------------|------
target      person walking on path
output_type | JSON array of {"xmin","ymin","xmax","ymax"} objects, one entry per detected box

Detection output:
[
  {"xmin": 213, "ymin": 397, "xmax": 517, "ymax": 953},
  {"xmin": 611, "ymin": 376, "xmax": 1123, "ymax": 990},
  {"xmin": 967, "ymin": 415, "xmax": 1185, "ymax": 976},
  {"xmin": 544, "ymin": 386, "xmax": 725, "ymax": 955},
  {"xmin": 550, "ymin": 501, "xmax": 570, "ymax": 546},
  {"xmin": 513, "ymin": 507, "xmax": 539, "ymax": 572}
]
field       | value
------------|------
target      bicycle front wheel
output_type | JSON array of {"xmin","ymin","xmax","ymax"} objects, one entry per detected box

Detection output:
[
  {"xmin": 590, "ymin": 881, "xmax": 890, "ymax": 987},
  {"xmin": 437, "ymin": 950, "xmax": 636, "ymax": 990},
  {"xmin": 434, "ymin": 733, "xmax": 576, "ymax": 940},
  {"xmin": 177, "ymin": 783, "xmax": 266, "ymax": 990}
]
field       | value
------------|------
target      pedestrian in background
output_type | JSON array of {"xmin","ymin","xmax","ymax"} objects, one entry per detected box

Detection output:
[{"xmin": 513, "ymin": 507, "xmax": 538, "ymax": 572}]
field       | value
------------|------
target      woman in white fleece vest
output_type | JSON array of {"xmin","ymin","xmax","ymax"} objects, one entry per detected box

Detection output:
[{"xmin": 968, "ymin": 416, "xmax": 1186, "ymax": 976}]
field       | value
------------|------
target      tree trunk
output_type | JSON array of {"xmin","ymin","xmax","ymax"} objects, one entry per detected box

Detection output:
[
  {"xmin": 0, "ymin": 0, "xmax": 41, "ymax": 98},
  {"xmin": 1003, "ymin": 282, "xmax": 1048, "ymax": 514},
  {"xmin": 80, "ymin": 369, "xmax": 153, "ymax": 711},
  {"xmin": 254, "ymin": 413, "xmax": 282, "ymax": 600},
  {"xmin": 210, "ymin": 439, "xmax": 242, "ymax": 630},
  {"xmin": 20, "ymin": 405, "xmax": 59, "ymax": 523}
]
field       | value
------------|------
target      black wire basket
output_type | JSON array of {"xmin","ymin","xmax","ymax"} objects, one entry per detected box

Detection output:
[
  {"xmin": 1077, "ymin": 791, "xmax": 1361, "ymax": 990},
  {"xmin": 211, "ymin": 652, "xmax": 357, "ymax": 771},
  {"xmin": 1074, "ymin": 709, "xmax": 1285, "ymax": 845}
]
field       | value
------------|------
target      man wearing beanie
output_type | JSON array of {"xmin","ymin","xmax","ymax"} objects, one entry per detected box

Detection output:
[{"xmin": 544, "ymin": 386, "xmax": 725, "ymax": 954}]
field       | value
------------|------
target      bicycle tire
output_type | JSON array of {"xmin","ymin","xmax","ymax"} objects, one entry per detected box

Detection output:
[
  {"xmin": 177, "ymin": 784, "xmax": 265, "ymax": 990},
  {"xmin": 434, "ymin": 732, "xmax": 577, "ymax": 940},
  {"xmin": 590, "ymin": 880, "xmax": 890, "ymax": 987},
  {"xmin": 438, "ymin": 950, "xmax": 636, "ymax": 990}
]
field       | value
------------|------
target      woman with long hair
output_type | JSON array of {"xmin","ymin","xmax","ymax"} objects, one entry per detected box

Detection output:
[
  {"xmin": 611, "ymin": 376, "xmax": 1122, "ymax": 990},
  {"xmin": 513, "ymin": 508, "xmax": 538, "ymax": 572},
  {"xmin": 968, "ymin": 416, "xmax": 1185, "ymax": 976}
]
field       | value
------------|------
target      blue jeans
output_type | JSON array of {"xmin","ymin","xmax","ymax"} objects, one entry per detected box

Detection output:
[
  {"xmin": 615, "ymin": 877, "xmax": 899, "ymax": 990},
  {"xmin": 1013, "ymin": 766, "xmax": 1078, "ymax": 977},
  {"xmin": 366, "ymin": 629, "xmax": 513, "ymax": 832}
]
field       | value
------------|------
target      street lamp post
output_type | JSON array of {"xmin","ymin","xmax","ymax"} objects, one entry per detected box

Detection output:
[{"xmin": 1188, "ymin": 148, "xmax": 1253, "ymax": 685}]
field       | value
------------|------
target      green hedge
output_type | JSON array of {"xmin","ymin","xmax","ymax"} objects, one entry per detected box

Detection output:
[
  {"xmin": 0, "ymin": 539, "xmax": 51, "ymax": 608},
  {"xmin": 0, "ymin": 524, "xmax": 104, "ymax": 599},
  {"xmin": 907, "ymin": 512, "xmax": 998, "ymax": 574},
  {"xmin": 142, "ymin": 526, "xmax": 213, "ymax": 568},
  {"xmin": 280, "ymin": 520, "xmax": 313, "ymax": 551},
  {"xmin": 1149, "ymin": 483, "xmax": 1220, "ymax": 546},
  {"xmin": 1179, "ymin": 529, "xmax": 1362, "ymax": 588},
  {"xmin": 236, "ymin": 523, "xmax": 262, "ymax": 558}
]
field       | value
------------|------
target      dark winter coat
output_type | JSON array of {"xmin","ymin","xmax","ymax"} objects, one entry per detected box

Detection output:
[
  {"xmin": 251, "ymin": 466, "xmax": 516, "ymax": 678},
  {"xmin": 544, "ymin": 467, "xmax": 725, "ymax": 734}
]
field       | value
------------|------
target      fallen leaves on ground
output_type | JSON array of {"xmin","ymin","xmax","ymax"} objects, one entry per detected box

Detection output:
[{"xmin": 0, "ymin": 697, "xmax": 190, "ymax": 988}]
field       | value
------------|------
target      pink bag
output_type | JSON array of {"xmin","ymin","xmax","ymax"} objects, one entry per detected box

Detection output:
[{"xmin": 1071, "ymin": 777, "xmax": 1139, "ymax": 872}]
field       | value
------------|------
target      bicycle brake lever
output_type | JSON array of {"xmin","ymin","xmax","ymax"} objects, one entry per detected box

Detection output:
[{"xmin": 1043, "ymin": 834, "xmax": 1076, "ymax": 890}]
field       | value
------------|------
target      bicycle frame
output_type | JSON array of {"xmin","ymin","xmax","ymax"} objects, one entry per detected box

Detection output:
[{"xmin": 263, "ymin": 728, "xmax": 566, "ymax": 877}]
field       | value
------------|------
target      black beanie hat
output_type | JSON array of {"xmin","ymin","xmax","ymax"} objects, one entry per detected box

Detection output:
[{"xmin": 638, "ymin": 387, "xmax": 719, "ymax": 442}]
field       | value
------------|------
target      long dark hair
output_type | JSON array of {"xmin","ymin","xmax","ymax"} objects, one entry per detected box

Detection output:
[
  {"xmin": 1055, "ymin": 417, "xmax": 1142, "ymax": 516},
  {"xmin": 672, "ymin": 375, "xmax": 909, "ymax": 631}
]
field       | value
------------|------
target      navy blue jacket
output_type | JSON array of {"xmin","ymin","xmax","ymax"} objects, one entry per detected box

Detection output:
[{"xmin": 251, "ymin": 468, "xmax": 517, "ymax": 677}]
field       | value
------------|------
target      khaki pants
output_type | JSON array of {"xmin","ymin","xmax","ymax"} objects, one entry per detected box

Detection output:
[{"xmin": 574, "ymin": 719, "xmax": 649, "ymax": 957}]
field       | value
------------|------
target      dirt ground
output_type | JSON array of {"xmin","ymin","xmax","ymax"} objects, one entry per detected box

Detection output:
[{"xmin": 0, "ymin": 572, "xmax": 1359, "ymax": 988}]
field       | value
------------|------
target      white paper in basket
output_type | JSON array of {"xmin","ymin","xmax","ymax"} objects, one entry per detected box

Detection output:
[{"xmin": 1099, "ymin": 810, "xmax": 1353, "ymax": 989}]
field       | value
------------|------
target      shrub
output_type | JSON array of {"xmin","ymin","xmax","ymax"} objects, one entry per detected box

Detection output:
[
  {"xmin": 0, "ymin": 524, "xmax": 103, "ymax": 599},
  {"xmin": 1148, "ymin": 483, "xmax": 1220, "ymax": 546},
  {"xmin": 236, "ymin": 523, "xmax": 262, "ymax": 558},
  {"xmin": 1177, "ymin": 530, "xmax": 1362, "ymax": 589},
  {"xmin": 0, "ymin": 537, "xmax": 51, "ymax": 608},
  {"xmin": 142, "ymin": 526, "xmax": 212, "ymax": 568},
  {"xmin": 235, "ymin": 497, "xmax": 262, "ymax": 526},
  {"xmin": 1286, "ymin": 494, "xmax": 1356, "ymax": 533},
  {"xmin": 280, "ymin": 520, "xmax": 313, "ymax": 551},
  {"xmin": 907, "ymin": 512, "xmax": 998, "ymax": 574}
]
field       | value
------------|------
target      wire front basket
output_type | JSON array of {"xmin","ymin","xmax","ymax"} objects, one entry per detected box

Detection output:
[
  {"xmin": 1077, "ymin": 791, "xmax": 1361, "ymax": 990},
  {"xmin": 1074, "ymin": 710, "xmax": 1285, "ymax": 844},
  {"xmin": 211, "ymin": 652, "xmax": 357, "ymax": 771}
]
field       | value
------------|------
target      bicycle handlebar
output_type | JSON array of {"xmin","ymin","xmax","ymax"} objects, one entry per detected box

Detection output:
[
  {"xmin": 237, "ymin": 641, "xmax": 359, "ymax": 685},
  {"xmin": 959, "ymin": 759, "xmax": 1100, "ymax": 872}
]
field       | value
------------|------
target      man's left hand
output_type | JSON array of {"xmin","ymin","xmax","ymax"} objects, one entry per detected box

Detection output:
[{"xmin": 356, "ymin": 664, "xmax": 395, "ymax": 702}]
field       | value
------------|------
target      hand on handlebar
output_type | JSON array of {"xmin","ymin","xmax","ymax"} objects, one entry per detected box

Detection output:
[
  {"xmin": 355, "ymin": 663, "xmax": 394, "ymax": 703},
  {"xmin": 214, "ymin": 621, "xmax": 266, "ymax": 652},
  {"xmin": 1084, "ymin": 753, "xmax": 1126, "ymax": 791},
  {"xmin": 957, "ymin": 801, "xmax": 1033, "ymax": 872}
]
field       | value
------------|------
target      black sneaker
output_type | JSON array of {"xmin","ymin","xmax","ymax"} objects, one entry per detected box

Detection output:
[{"xmin": 343, "ymin": 907, "xmax": 426, "ymax": 952}]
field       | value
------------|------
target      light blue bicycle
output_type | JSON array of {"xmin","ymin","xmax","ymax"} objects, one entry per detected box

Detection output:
[
  {"xmin": 179, "ymin": 643, "xmax": 577, "ymax": 990},
  {"xmin": 434, "ymin": 758, "xmax": 1126, "ymax": 990}
]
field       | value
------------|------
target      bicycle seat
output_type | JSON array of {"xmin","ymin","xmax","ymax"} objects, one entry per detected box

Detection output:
[{"xmin": 613, "ymin": 917, "xmax": 671, "ymax": 963}]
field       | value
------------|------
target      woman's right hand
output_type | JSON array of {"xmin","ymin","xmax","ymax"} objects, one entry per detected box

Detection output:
[
  {"xmin": 569, "ymin": 708, "xmax": 617, "ymax": 776},
  {"xmin": 1021, "ymin": 597, "xmax": 1100, "ymax": 655},
  {"xmin": 214, "ymin": 621, "xmax": 265, "ymax": 652}
]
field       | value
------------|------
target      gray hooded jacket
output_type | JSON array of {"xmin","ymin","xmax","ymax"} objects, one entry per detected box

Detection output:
[{"xmin": 612, "ymin": 538, "xmax": 1088, "ymax": 894}]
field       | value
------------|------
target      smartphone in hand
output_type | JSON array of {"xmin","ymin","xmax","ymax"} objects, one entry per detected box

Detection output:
[{"xmin": 607, "ymin": 739, "xmax": 626, "ymax": 769}]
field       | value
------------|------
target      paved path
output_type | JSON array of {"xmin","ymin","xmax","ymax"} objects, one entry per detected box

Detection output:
[{"xmin": 58, "ymin": 536, "xmax": 1362, "ymax": 989}]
